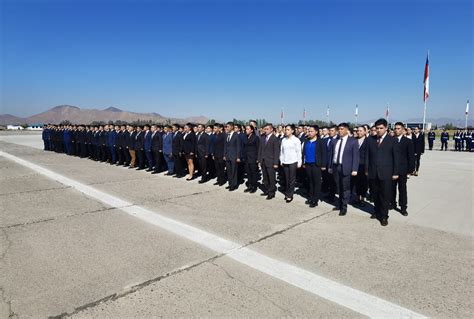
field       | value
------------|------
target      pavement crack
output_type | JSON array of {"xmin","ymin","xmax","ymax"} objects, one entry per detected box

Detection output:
[
  {"xmin": 0, "ymin": 287, "xmax": 17, "ymax": 318},
  {"xmin": 47, "ymin": 253, "xmax": 226, "ymax": 319},
  {"xmin": 160, "ymin": 189, "xmax": 215, "ymax": 202},
  {"xmin": 0, "ymin": 186, "xmax": 70, "ymax": 197},
  {"xmin": 0, "ymin": 229, "xmax": 12, "ymax": 262},
  {"xmin": 0, "ymin": 207, "xmax": 116, "ymax": 230},
  {"xmin": 209, "ymin": 261, "xmax": 293, "ymax": 316}
]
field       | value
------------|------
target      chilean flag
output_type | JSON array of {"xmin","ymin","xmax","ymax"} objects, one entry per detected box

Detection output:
[
  {"xmin": 466, "ymin": 99, "xmax": 470, "ymax": 115},
  {"xmin": 423, "ymin": 52, "xmax": 430, "ymax": 102}
]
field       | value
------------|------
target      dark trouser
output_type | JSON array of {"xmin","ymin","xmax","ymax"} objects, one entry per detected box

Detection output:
[
  {"xmin": 334, "ymin": 164, "xmax": 351, "ymax": 210},
  {"xmin": 117, "ymin": 147, "xmax": 123, "ymax": 164},
  {"xmin": 225, "ymin": 160, "xmax": 238, "ymax": 188},
  {"xmin": 173, "ymin": 153, "xmax": 184, "ymax": 176},
  {"xmin": 214, "ymin": 157, "xmax": 226, "ymax": 184},
  {"xmin": 65, "ymin": 142, "xmax": 72, "ymax": 155},
  {"xmin": 261, "ymin": 162, "xmax": 276, "ymax": 196},
  {"xmin": 441, "ymin": 140, "xmax": 448, "ymax": 151},
  {"xmin": 81, "ymin": 143, "xmax": 88, "ymax": 158},
  {"xmin": 245, "ymin": 161, "xmax": 259, "ymax": 189},
  {"xmin": 352, "ymin": 165, "xmax": 368, "ymax": 198},
  {"xmin": 198, "ymin": 156, "xmax": 208, "ymax": 180},
  {"xmin": 145, "ymin": 150, "xmax": 153, "ymax": 169},
  {"xmin": 305, "ymin": 164, "xmax": 322, "ymax": 202},
  {"xmin": 282, "ymin": 163, "xmax": 297, "ymax": 198},
  {"xmin": 322, "ymin": 169, "xmax": 337, "ymax": 198},
  {"xmin": 207, "ymin": 157, "xmax": 215, "ymax": 178},
  {"xmin": 164, "ymin": 153, "xmax": 174, "ymax": 173},
  {"xmin": 43, "ymin": 140, "xmax": 48, "ymax": 151},
  {"xmin": 123, "ymin": 148, "xmax": 131, "ymax": 165},
  {"xmin": 109, "ymin": 146, "xmax": 116, "ymax": 163},
  {"xmin": 371, "ymin": 177, "xmax": 392, "ymax": 220},
  {"xmin": 152, "ymin": 150, "xmax": 162, "ymax": 171},
  {"xmin": 392, "ymin": 174, "xmax": 408, "ymax": 210},
  {"xmin": 428, "ymin": 139, "xmax": 434, "ymax": 150},
  {"xmin": 455, "ymin": 140, "xmax": 460, "ymax": 151},
  {"xmin": 136, "ymin": 149, "xmax": 145, "ymax": 168},
  {"xmin": 238, "ymin": 161, "xmax": 246, "ymax": 184},
  {"xmin": 414, "ymin": 153, "xmax": 421, "ymax": 172}
]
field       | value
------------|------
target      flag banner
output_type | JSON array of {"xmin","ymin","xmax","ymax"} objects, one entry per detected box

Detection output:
[{"xmin": 424, "ymin": 52, "xmax": 430, "ymax": 102}]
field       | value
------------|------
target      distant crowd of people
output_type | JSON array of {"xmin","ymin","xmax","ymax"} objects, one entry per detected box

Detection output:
[
  {"xmin": 425, "ymin": 129, "xmax": 473, "ymax": 152},
  {"xmin": 41, "ymin": 119, "xmax": 469, "ymax": 227}
]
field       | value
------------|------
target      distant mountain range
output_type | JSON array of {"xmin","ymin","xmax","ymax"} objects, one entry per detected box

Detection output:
[{"xmin": 0, "ymin": 105, "xmax": 208, "ymax": 126}]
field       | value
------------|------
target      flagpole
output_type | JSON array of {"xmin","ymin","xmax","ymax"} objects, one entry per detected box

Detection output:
[
  {"xmin": 465, "ymin": 99, "xmax": 470, "ymax": 130},
  {"xmin": 422, "ymin": 100, "xmax": 427, "ymax": 131},
  {"xmin": 355, "ymin": 104, "xmax": 358, "ymax": 126},
  {"xmin": 326, "ymin": 105, "xmax": 330, "ymax": 125},
  {"xmin": 422, "ymin": 49, "xmax": 429, "ymax": 132}
]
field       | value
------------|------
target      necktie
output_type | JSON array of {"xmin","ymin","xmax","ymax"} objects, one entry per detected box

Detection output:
[
  {"xmin": 227, "ymin": 134, "xmax": 231, "ymax": 142},
  {"xmin": 337, "ymin": 139, "xmax": 343, "ymax": 164},
  {"xmin": 198, "ymin": 133, "xmax": 201, "ymax": 142},
  {"xmin": 377, "ymin": 138, "xmax": 381, "ymax": 147},
  {"xmin": 265, "ymin": 135, "xmax": 270, "ymax": 144}
]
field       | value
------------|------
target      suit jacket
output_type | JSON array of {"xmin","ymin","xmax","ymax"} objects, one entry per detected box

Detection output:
[
  {"xmin": 196, "ymin": 132, "xmax": 210, "ymax": 157},
  {"xmin": 365, "ymin": 134, "xmax": 400, "ymax": 180},
  {"xmin": 125, "ymin": 131, "xmax": 135, "ymax": 149},
  {"xmin": 162, "ymin": 132, "xmax": 173, "ymax": 154},
  {"xmin": 301, "ymin": 138, "xmax": 326, "ymax": 167},
  {"xmin": 213, "ymin": 132, "xmax": 226, "ymax": 159},
  {"xmin": 412, "ymin": 133, "xmax": 425, "ymax": 155},
  {"xmin": 151, "ymin": 131, "xmax": 163, "ymax": 152},
  {"xmin": 143, "ymin": 131, "xmax": 152, "ymax": 151},
  {"xmin": 395, "ymin": 136, "xmax": 415, "ymax": 175},
  {"xmin": 223, "ymin": 132, "xmax": 242, "ymax": 162},
  {"xmin": 324, "ymin": 136, "xmax": 339, "ymax": 168},
  {"xmin": 182, "ymin": 131, "xmax": 197, "ymax": 154},
  {"xmin": 357, "ymin": 138, "xmax": 368, "ymax": 166},
  {"xmin": 134, "ymin": 131, "xmax": 145, "ymax": 150},
  {"xmin": 244, "ymin": 133, "xmax": 260, "ymax": 163},
  {"xmin": 257, "ymin": 134, "xmax": 280, "ymax": 167},
  {"xmin": 208, "ymin": 133, "xmax": 216, "ymax": 155},
  {"xmin": 172, "ymin": 131, "xmax": 183, "ymax": 156},
  {"xmin": 330, "ymin": 136, "xmax": 359, "ymax": 176}
]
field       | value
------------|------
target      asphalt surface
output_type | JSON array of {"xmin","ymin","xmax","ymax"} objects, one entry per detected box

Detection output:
[{"xmin": 0, "ymin": 133, "xmax": 472, "ymax": 318}]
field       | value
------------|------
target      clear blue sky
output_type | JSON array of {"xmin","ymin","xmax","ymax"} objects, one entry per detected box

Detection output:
[{"xmin": 1, "ymin": 0, "xmax": 472, "ymax": 123}]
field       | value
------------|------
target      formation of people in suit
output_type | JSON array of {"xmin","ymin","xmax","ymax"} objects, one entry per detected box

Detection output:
[
  {"xmin": 42, "ymin": 118, "xmax": 460, "ymax": 227},
  {"xmin": 426, "ymin": 129, "xmax": 474, "ymax": 151}
]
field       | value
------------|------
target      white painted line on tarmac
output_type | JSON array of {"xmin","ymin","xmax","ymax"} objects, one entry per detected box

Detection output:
[{"xmin": 0, "ymin": 149, "xmax": 427, "ymax": 318}]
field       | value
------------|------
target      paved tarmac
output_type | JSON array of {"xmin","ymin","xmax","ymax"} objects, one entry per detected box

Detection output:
[{"xmin": 0, "ymin": 133, "xmax": 472, "ymax": 318}]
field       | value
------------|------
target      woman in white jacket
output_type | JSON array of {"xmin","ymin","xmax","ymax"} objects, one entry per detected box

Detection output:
[{"xmin": 279, "ymin": 124, "xmax": 302, "ymax": 202}]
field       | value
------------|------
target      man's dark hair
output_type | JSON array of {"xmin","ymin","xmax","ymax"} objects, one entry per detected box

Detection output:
[
  {"xmin": 264, "ymin": 123, "xmax": 273, "ymax": 128},
  {"xmin": 329, "ymin": 125, "xmax": 337, "ymax": 130},
  {"xmin": 374, "ymin": 118, "xmax": 388, "ymax": 127},
  {"xmin": 311, "ymin": 125, "xmax": 320, "ymax": 131},
  {"xmin": 226, "ymin": 122, "xmax": 235, "ymax": 127},
  {"xmin": 206, "ymin": 124, "xmax": 214, "ymax": 129},
  {"xmin": 337, "ymin": 122, "xmax": 350, "ymax": 129},
  {"xmin": 394, "ymin": 121, "xmax": 405, "ymax": 127}
]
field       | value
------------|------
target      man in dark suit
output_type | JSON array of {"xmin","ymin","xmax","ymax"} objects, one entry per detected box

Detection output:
[
  {"xmin": 213, "ymin": 124, "xmax": 227, "ymax": 186},
  {"xmin": 171, "ymin": 124, "xmax": 185, "ymax": 178},
  {"xmin": 412, "ymin": 126, "xmax": 425, "ymax": 176},
  {"xmin": 329, "ymin": 123, "xmax": 359, "ymax": 215},
  {"xmin": 244, "ymin": 124, "xmax": 260, "ymax": 193},
  {"xmin": 135, "ymin": 126, "xmax": 145, "ymax": 170},
  {"xmin": 257, "ymin": 123, "xmax": 280, "ymax": 199},
  {"xmin": 392, "ymin": 122, "xmax": 415, "ymax": 216},
  {"xmin": 440, "ymin": 129, "xmax": 449, "ymax": 151},
  {"xmin": 427, "ymin": 130, "xmax": 436, "ymax": 150},
  {"xmin": 206, "ymin": 125, "xmax": 216, "ymax": 179},
  {"xmin": 322, "ymin": 125, "xmax": 339, "ymax": 202},
  {"xmin": 223, "ymin": 122, "xmax": 242, "ymax": 191},
  {"xmin": 151, "ymin": 124, "xmax": 163, "ymax": 174},
  {"xmin": 352, "ymin": 125, "xmax": 369, "ymax": 206},
  {"xmin": 196, "ymin": 124, "xmax": 210, "ymax": 183},
  {"xmin": 365, "ymin": 118, "xmax": 400, "ymax": 226},
  {"xmin": 143, "ymin": 125, "xmax": 153, "ymax": 171}
]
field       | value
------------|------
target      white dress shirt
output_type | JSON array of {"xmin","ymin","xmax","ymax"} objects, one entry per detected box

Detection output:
[
  {"xmin": 279, "ymin": 135, "xmax": 302, "ymax": 166},
  {"xmin": 333, "ymin": 135, "xmax": 349, "ymax": 164}
]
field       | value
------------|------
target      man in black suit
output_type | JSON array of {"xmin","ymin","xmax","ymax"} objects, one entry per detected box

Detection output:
[
  {"xmin": 151, "ymin": 124, "xmax": 163, "ymax": 174},
  {"xmin": 213, "ymin": 124, "xmax": 227, "ymax": 186},
  {"xmin": 258, "ymin": 123, "xmax": 280, "ymax": 199},
  {"xmin": 329, "ymin": 123, "xmax": 359, "ymax": 215},
  {"xmin": 322, "ymin": 125, "xmax": 339, "ymax": 201},
  {"xmin": 196, "ymin": 124, "xmax": 210, "ymax": 183},
  {"xmin": 134, "ymin": 126, "xmax": 145, "ymax": 170},
  {"xmin": 392, "ymin": 123, "xmax": 415, "ymax": 216},
  {"xmin": 171, "ymin": 124, "xmax": 185, "ymax": 178},
  {"xmin": 412, "ymin": 126, "xmax": 425, "ymax": 176},
  {"xmin": 244, "ymin": 124, "xmax": 260, "ymax": 193},
  {"xmin": 365, "ymin": 118, "xmax": 400, "ymax": 226},
  {"xmin": 352, "ymin": 125, "xmax": 369, "ymax": 206},
  {"xmin": 223, "ymin": 122, "xmax": 242, "ymax": 191}
]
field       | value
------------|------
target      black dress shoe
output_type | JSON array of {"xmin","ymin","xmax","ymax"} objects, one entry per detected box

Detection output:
[
  {"xmin": 305, "ymin": 200, "xmax": 311, "ymax": 205},
  {"xmin": 136, "ymin": 168, "xmax": 144, "ymax": 171},
  {"xmin": 198, "ymin": 179, "xmax": 207, "ymax": 184},
  {"xmin": 260, "ymin": 192, "xmax": 268, "ymax": 196},
  {"xmin": 285, "ymin": 197, "xmax": 293, "ymax": 203},
  {"xmin": 244, "ymin": 188, "xmax": 251, "ymax": 193},
  {"xmin": 370, "ymin": 214, "xmax": 377, "ymax": 219},
  {"xmin": 249, "ymin": 188, "xmax": 257, "ymax": 194},
  {"xmin": 213, "ymin": 182, "xmax": 220, "ymax": 186},
  {"xmin": 339, "ymin": 209, "xmax": 347, "ymax": 216},
  {"xmin": 332, "ymin": 207, "xmax": 340, "ymax": 211},
  {"xmin": 380, "ymin": 219, "xmax": 388, "ymax": 226},
  {"xmin": 151, "ymin": 171, "xmax": 159, "ymax": 174},
  {"xmin": 229, "ymin": 186, "xmax": 237, "ymax": 191},
  {"xmin": 309, "ymin": 201, "xmax": 318, "ymax": 208},
  {"xmin": 266, "ymin": 194, "xmax": 275, "ymax": 200},
  {"xmin": 401, "ymin": 210, "xmax": 408, "ymax": 216},
  {"xmin": 225, "ymin": 186, "xmax": 231, "ymax": 189},
  {"xmin": 146, "ymin": 169, "xmax": 153, "ymax": 172}
]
